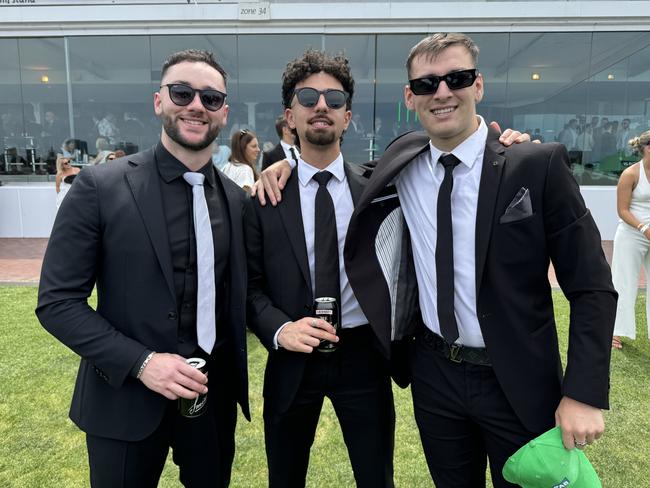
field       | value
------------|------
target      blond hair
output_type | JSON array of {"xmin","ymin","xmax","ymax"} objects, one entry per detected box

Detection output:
[
  {"xmin": 55, "ymin": 155, "xmax": 71, "ymax": 174},
  {"xmin": 628, "ymin": 130, "xmax": 650, "ymax": 155}
]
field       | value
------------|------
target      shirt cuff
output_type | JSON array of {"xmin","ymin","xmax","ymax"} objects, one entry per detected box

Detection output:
[{"xmin": 273, "ymin": 322, "xmax": 292, "ymax": 349}]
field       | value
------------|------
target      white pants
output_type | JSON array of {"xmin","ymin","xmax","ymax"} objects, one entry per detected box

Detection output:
[{"xmin": 611, "ymin": 223, "xmax": 650, "ymax": 339}]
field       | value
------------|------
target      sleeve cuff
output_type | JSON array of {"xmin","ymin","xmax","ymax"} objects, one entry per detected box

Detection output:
[
  {"xmin": 130, "ymin": 349, "xmax": 154, "ymax": 378},
  {"xmin": 273, "ymin": 322, "xmax": 292, "ymax": 349}
]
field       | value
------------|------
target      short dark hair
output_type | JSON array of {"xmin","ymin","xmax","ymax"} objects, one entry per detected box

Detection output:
[
  {"xmin": 161, "ymin": 49, "xmax": 228, "ymax": 84},
  {"xmin": 406, "ymin": 33, "xmax": 480, "ymax": 78},
  {"xmin": 274, "ymin": 115, "xmax": 289, "ymax": 139},
  {"xmin": 281, "ymin": 49, "xmax": 354, "ymax": 110}
]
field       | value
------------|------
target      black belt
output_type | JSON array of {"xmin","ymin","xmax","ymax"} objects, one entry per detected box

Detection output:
[{"xmin": 421, "ymin": 330, "xmax": 491, "ymax": 366}]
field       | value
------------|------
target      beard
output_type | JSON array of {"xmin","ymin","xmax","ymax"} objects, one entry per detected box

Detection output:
[
  {"xmin": 303, "ymin": 127, "xmax": 338, "ymax": 147},
  {"xmin": 162, "ymin": 113, "xmax": 220, "ymax": 151}
]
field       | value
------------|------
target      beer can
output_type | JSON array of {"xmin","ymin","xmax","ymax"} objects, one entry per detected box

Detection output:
[
  {"xmin": 314, "ymin": 297, "xmax": 339, "ymax": 352},
  {"xmin": 178, "ymin": 357, "xmax": 208, "ymax": 418}
]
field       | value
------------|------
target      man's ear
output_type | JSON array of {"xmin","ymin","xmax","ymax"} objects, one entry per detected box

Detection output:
[
  {"xmin": 404, "ymin": 85, "xmax": 415, "ymax": 111},
  {"xmin": 153, "ymin": 91, "xmax": 162, "ymax": 116},
  {"xmin": 474, "ymin": 73, "xmax": 484, "ymax": 104},
  {"xmin": 285, "ymin": 108, "xmax": 296, "ymax": 129}
]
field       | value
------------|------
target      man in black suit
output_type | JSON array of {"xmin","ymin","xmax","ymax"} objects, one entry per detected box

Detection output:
[
  {"xmin": 36, "ymin": 49, "xmax": 250, "ymax": 488},
  {"xmin": 245, "ymin": 50, "xmax": 395, "ymax": 487},
  {"xmin": 344, "ymin": 33, "xmax": 616, "ymax": 487},
  {"xmin": 261, "ymin": 114, "xmax": 298, "ymax": 170}
]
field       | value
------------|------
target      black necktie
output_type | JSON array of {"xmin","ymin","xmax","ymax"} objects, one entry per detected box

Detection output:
[
  {"xmin": 436, "ymin": 154, "xmax": 461, "ymax": 343},
  {"xmin": 312, "ymin": 171, "xmax": 341, "ymax": 310},
  {"xmin": 289, "ymin": 147, "xmax": 298, "ymax": 164}
]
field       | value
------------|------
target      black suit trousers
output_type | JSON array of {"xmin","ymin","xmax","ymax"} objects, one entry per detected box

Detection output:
[
  {"xmin": 264, "ymin": 326, "xmax": 395, "ymax": 488},
  {"xmin": 86, "ymin": 347, "xmax": 238, "ymax": 488},
  {"xmin": 410, "ymin": 332, "xmax": 548, "ymax": 488}
]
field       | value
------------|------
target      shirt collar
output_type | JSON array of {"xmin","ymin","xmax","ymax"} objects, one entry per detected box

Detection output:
[
  {"xmin": 280, "ymin": 140, "xmax": 293, "ymax": 152},
  {"xmin": 428, "ymin": 115, "xmax": 488, "ymax": 170},
  {"xmin": 297, "ymin": 153, "xmax": 345, "ymax": 187},
  {"xmin": 155, "ymin": 142, "xmax": 216, "ymax": 187}
]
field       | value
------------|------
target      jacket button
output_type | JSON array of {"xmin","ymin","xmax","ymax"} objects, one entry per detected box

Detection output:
[{"xmin": 168, "ymin": 311, "xmax": 178, "ymax": 320}]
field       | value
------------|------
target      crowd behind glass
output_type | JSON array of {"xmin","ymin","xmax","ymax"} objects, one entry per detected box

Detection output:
[{"xmin": 1, "ymin": 31, "xmax": 648, "ymax": 185}]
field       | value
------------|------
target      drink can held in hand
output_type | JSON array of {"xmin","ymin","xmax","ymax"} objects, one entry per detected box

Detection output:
[
  {"xmin": 179, "ymin": 357, "xmax": 208, "ymax": 418},
  {"xmin": 314, "ymin": 297, "xmax": 339, "ymax": 352}
]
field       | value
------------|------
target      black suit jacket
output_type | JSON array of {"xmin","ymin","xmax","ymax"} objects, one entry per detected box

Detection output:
[
  {"xmin": 245, "ymin": 162, "xmax": 377, "ymax": 413},
  {"xmin": 345, "ymin": 128, "xmax": 617, "ymax": 432},
  {"xmin": 36, "ymin": 147, "xmax": 250, "ymax": 442},
  {"xmin": 261, "ymin": 142, "xmax": 287, "ymax": 171}
]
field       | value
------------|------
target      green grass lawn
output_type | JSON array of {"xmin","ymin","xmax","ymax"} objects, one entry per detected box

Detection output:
[{"xmin": 1, "ymin": 286, "xmax": 649, "ymax": 487}]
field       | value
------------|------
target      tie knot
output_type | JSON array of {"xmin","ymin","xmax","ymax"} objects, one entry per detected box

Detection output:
[
  {"xmin": 183, "ymin": 172, "xmax": 205, "ymax": 186},
  {"xmin": 312, "ymin": 171, "xmax": 333, "ymax": 187},
  {"xmin": 438, "ymin": 154, "xmax": 461, "ymax": 169}
]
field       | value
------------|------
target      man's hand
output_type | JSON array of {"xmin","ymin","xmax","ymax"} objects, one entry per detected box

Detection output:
[
  {"xmin": 490, "ymin": 121, "xmax": 540, "ymax": 145},
  {"xmin": 278, "ymin": 317, "xmax": 339, "ymax": 353},
  {"xmin": 250, "ymin": 159, "xmax": 292, "ymax": 206},
  {"xmin": 555, "ymin": 396, "xmax": 605, "ymax": 449},
  {"xmin": 139, "ymin": 352, "xmax": 208, "ymax": 401}
]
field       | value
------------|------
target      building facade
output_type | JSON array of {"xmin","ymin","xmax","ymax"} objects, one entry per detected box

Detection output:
[{"xmin": 1, "ymin": 0, "xmax": 649, "ymax": 237}]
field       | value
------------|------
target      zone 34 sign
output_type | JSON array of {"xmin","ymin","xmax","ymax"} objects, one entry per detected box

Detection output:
[{"xmin": 238, "ymin": 2, "xmax": 270, "ymax": 20}]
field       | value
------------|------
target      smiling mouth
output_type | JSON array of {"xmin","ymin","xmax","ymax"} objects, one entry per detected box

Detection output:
[
  {"xmin": 431, "ymin": 107, "xmax": 456, "ymax": 116},
  {"xmin": 180, "ymin": 117, "xmax": 207, "ymax": 126}
]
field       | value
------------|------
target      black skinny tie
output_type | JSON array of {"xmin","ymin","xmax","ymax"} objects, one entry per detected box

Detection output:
[
  {"xmin": 436, "ymin": 154, "xmax": 461, "ymax": 343},
  {"xmin": 312, "ymin": 171, "xmax": 341, "ymax": 309}
]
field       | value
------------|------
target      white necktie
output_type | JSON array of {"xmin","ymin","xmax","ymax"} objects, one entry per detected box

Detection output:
[{"xmin": 183, "ymin": 172, "xmax": 216, "ymax": 354}]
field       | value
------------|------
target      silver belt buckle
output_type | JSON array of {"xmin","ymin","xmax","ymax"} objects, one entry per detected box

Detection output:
[{"xmin": 449, "ymin": 344, "xmax": 462, "ymax": 363}]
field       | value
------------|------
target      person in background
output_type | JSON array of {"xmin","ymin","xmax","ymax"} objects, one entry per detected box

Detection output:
[
  {"xmin": 211, "ymin": 141, "xmax": 232, "ymax": 169},
  {"xmin": 55, "ymin": 155, "xmax": 80, "ymax": 211},
  {"xmin": 611, "ymin": 130, "xmax": 650, "ymax": 349},
  {"xmin": 93, "ymin": 150, "xmax": 115, "ymax": 165},
  {"xmin": 222, "ymin": 129, "xmax": 259, "ymax": 192},
  {"xmin": 261, "ymin": 115, "xmax": 298, "ymax": 170}
]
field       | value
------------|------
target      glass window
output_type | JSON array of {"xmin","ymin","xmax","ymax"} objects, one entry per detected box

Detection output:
[
  {"xmin": 0, "ymin": 39, "xmax": 24, "ymax": 174},
  {"xmin": 375, "ymin": 34, "xmax": 425, "ymax": 158}
]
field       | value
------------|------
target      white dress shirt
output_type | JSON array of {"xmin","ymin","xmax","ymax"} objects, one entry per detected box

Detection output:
[
  {"xmin": 273, "ymin": 154, "xmax": 368, "ymax": 347},
  {"xmin": 396, "ymin": 116, "xmax": 488, "ymax": 347},
  {"xmin": 280, "ymin": 140, "xmax": 299, "ymax": 163}
]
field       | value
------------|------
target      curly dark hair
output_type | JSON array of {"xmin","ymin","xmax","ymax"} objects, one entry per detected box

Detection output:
[
  {"xmin": 281, "ymin": 49, "xmax": 354, "ymax": 110},
  {"xmin": 161, "ymin": 49, "xmax": 228, "ymax": 84}
]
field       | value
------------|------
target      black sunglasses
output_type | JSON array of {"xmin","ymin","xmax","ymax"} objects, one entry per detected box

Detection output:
[
  {"xmin": 409, "ymin": 69, "xmax": 479, "ymax": 95},
  {"xmin": 161, "ymin": 83, "xmax": 227, "ymax": 111},
  {"xmin": 292, "ymin": 87, "xmax": 349, "ymax": 109}
]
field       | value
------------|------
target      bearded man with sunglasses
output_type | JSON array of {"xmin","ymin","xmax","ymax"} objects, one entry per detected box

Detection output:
[
  {"xmin": 37, "ymin": 49, "xmax": 250, "ymax": 487},
  {"xmin": 342, "ymin": 33, "xmax": 617, "ymax": 487},
  {"xmin": 243, "ymin": 49, "xmax": 397, "ymax": 487}
]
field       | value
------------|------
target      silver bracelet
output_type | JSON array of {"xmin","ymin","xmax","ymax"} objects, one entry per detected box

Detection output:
[
  {"xmin": 640, "ymin": 224, "xmax": 649, "ymax": 235},
  {"xmin": 136, "ymin": 352, "xmax": 156, "ymax": 379}
]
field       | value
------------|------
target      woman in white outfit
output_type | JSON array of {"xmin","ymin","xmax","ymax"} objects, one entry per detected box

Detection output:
[
  {"xmin": 611, "ymin": 130, "xmax": 650, "ymax": 349},
  {"xmin": 221, "ymin": 129, "xmax": 260, "ymax": 193},
  {"xmin": 55, "ymin": 155, "xmax": 80, "ymax": 212}
]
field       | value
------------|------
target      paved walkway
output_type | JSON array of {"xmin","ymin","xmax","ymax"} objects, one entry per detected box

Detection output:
[{"xmin": 1, "ymin": 238, "xmax": 641, "ymax": 288}]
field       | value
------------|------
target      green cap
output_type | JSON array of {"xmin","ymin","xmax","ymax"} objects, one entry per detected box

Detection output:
[{"xmin": 502, "ymin": 427, "xmax": 601, "ymax": 488}]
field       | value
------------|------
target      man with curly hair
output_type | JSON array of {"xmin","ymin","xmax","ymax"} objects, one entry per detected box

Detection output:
[{"xmin": 244, "ymin": 49, "xmax": 396, "ymax": 487}]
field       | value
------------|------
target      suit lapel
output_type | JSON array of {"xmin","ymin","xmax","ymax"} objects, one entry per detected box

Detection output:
[
  {"xmin": 358, "ymin": 131, "xmax": 431, "ymax": 211},
  {"xmin": 125, "ymin": 149, "xmax": 176, "ymax": 303},
  {"xmin": 278, "ymin": 172, "xmax": 312, "ymax": 294},
  {"xmin": 475, "ymin": 128, "xmax": 506, "ymax": 292}
]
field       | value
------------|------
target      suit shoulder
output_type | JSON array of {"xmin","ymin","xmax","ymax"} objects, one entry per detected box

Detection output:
[{"xmin": 384, "ymin": 130, "xmax": 429, "ymax": 151}]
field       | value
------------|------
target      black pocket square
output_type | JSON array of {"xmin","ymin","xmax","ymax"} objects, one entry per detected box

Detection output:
[{"xmin": 499, "ymin": 187, "xmax": 533, "ymax": 224}]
